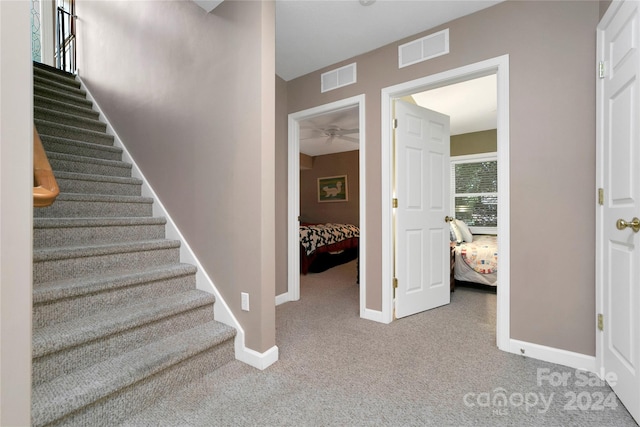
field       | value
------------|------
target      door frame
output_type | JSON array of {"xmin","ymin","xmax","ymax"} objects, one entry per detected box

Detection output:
[
  {"xmin": 381, "ymin": 55, "xmax": 511, "ymax": 351},
  {"xmin": 285, "ymin": 95, "xmax": 367, "ymax": 315}
]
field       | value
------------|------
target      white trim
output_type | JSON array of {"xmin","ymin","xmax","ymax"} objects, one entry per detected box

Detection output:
[
  {"xmin": 381, "ymin": 55, "xmax": 511, "ymax": 350},
  {"xmin": 275, "ymin": 292, "xmax": 290, "ymax": 306},
  {"xmin": 235, "ymin": 345, "xmax": 279, "ymax": 371},
  {"xmin": 76, "ymin": 75, "xmax": 275, "ymax": 370},
  {"xmin": 509, "ymin": 339, "xmax": 597, "ymax": 374},
  {"xmin": 287, "ymin": 95, "xmax": 367, "ymax": 317},
  {"xmin": 361, "ymin": 308, "xmax": 387, "ymax": 324}
]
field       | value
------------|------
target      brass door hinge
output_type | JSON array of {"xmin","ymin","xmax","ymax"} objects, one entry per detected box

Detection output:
[
  {"xmin": 392, "ymin": 198, "xmax": 398, "ymax": 208},
  {"xmin": 599, "ymin": 61, "xmax": 606, "ymax": 79},
  {"xmin": 597, "ymin": 313, "xmax": 604, "ymax": 331},
  {"xmin": 393, "ymin": 118, "xmax": 398, "ymax": 129},
  {"xmin": 393, "ymin": 277, "xmax": 398, "ymax": 289},
  {"xmin": 598, "ymin": 188, "xmax": 604, "ymax": 206}
]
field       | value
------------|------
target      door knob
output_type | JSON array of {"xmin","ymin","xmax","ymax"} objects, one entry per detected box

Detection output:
[
  {"xmin": 616, "ymin": 217, "xmax": 640, "ymax": 233},
  {"xmin": 445, "ymin": 216, "xmax": 455, "ymax": 223}
]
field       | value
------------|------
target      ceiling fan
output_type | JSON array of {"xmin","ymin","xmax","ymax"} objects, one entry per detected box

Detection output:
[{"xmin": 301, "ymin": 126, "xmax": 359, "ymax": 144}]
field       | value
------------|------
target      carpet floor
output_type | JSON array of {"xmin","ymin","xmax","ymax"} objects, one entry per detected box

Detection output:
[{"xmin": 120, "ymin": 260, "xmax": 638, "ymax": 426}]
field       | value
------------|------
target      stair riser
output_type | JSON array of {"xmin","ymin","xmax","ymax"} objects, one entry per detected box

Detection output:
[
  {"xmin": 33, "ymin": 273, "xmax": 196, "ymax": 330},
  {"xmin": 58, "ymin": 177, "xmax": 141, "ymax": 197},
  {"xmin": 39, "ymin": 341, "xmax": 234, "ymax": 427},
  {"xmin": 34, "ymin": 77, "xmax": 86, "ymax": 98},
  {"xmin": 34, "ymin": 223, "xmax": 165, "ymax": 249},
  {"xmin": 41, "ymin": 138, "xmax": 122, "ymax": 161},
  {"xmin": 34, "ymin": 85, "xmax": 92, "ymax": 108},
  {"xmin": 33, "ymin": 304, "xmax": 215, "ymax": 387},
  {"xmin": 33, "ymin": 68, "xmax": 80, "ymax": 89},
  {"xmin": 35, "ymin": 109, "xmax": 106, "ymax": 133},
  {"xmin": 49, "ymin": 157, "xmax": 131, "ymax": 177},
  {"xmin": 35, "ymin": 121, "xmax": 114, "ymax": 146},
  {"xmin": 33, "ymin": 247, "xmax": 179, "ymax": 284},
  {"xmin": 34, "ymin": 97, "xmax": 98, "ymax": 120},
  {"xmin": 33, "ymin": 199, "xmax": 153, "ymax": 219}
]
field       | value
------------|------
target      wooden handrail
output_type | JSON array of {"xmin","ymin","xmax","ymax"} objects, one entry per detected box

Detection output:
[{"xmin": 33, "ymin": 125, "xmax": 59, "ymax": 207}]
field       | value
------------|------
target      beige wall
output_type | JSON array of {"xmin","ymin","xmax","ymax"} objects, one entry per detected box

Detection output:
[
  {"xmin": 300, "ymin": 150, "xmax": 360, "ymax": 226},
  {"xmin": 0, "ymin": 2, "xmax": 33, "ymax": 423},
  {"xmin": 285, "ymin": 0, "xmax": 599, "ymax": 355},
  {"xmin": 451, "ymin": 129, "xmax": 497, "ymax": 156},
  {"xmin": 76, "ymin": 0, "xmax": 276, "ymax": 353}
]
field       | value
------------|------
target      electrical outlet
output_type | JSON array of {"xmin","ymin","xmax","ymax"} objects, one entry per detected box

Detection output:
[{"xmin": 241, "ymin": 292, "xmax": 250, "ymax": 311}]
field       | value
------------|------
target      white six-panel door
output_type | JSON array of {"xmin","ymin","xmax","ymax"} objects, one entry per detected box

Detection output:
[
  {"xmin": 394, "ymin": 100, "xmax": 450, "ymax": 318},
  {"xmin": 598, "ymin": 0, "xmax": 640, "ymax": 422}
]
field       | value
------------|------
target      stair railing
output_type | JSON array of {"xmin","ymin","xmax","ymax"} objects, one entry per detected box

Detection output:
[
  {"xmin": 33, "ymin": 125, "xmax": 59, "ymax": 207},
  {"xmin": 56, "ymin": 2, "xmax": 76, "ymax": 73}
]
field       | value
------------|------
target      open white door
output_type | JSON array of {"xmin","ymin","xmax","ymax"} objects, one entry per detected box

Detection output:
[
  {"xmin": 394, "ymin": 100, "xmax": 450, "ymax": 319},
  {"xmin": 598, "ymin": 0, "xmax": 640, "ymax": 423}
]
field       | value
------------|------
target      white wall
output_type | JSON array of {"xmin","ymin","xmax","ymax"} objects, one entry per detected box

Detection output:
[{"xmin": 0, "ymin": 1, "xmax": 33, "ymax": 424}]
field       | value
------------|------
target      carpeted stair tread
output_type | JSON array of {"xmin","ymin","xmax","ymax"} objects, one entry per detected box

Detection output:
[
  {"xmin": 40, "ymin": 134, "xmax": 122, "ymax": 160},
  {"xmin": 33, "ymin": 263, "xmax": 197, "ymax": 303},
  {"xmin": 33, "ymin": 193, "xmax": 154, "ymax": 219},
  {"xmin": 34, "ymin": 216, "xmax": 166, "ymax": 229},
  {"xmin": 35, "ymin": 106, "xmax": 106, "ymax": 133},
  {"xmin": 54, "ymin": 170, "xmax": 142, "ymax": 185},
  {"xmin": 33, "ymin": 239, "xmax": 180, "ymax": 262},
  {"xmin": 33, "ymin": 61, "xmax": 77, "ymax": 80},
  {"xmin": 32, "ymin": 289, "xmax": 217, "ymax": 359},
  {"xmin": 35, "ymin": 118, "xmax": 114, "ymax": 146},
  {"xmin": 34, "ymin": 84, "xmax": 93, "ymax": 108},
  {"xmin": 31, "ymin": 320, "xmax": 236, "ymax": 427},
  {"xmin": 46, "ymin": 150, "xmax": 130, "ymax": 169},
  {"xmin": 34, "ymin": 95, "xmax": 99, "ymax": 120},
  {"xmin": 39, "ymin": 192, "xmax": 153, "ymax": 204},
  {"xmin": 33, "ymin": 216, "xmax": 167, "ymax": 248},
  {"xmin": 33, "ymin": 66, "xmax": 79, "ymax": 89},
  {"xmin": 34, "ymin": 75, "xmax": 86, "ymax": 97}
]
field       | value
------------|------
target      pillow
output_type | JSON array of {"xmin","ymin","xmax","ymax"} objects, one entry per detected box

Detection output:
[
  {"xmin": 455, "ymin": 219, "xmax": 473, "ymax": 243},
  {"xmin": 449, "ymin": 220, "xmax": 462, "ymax": 244}
]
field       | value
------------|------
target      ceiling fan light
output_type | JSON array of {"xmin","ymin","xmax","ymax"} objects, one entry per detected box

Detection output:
[{"xmin": 359, "ymin": 0, "xmax": 376, "ymax": 6}]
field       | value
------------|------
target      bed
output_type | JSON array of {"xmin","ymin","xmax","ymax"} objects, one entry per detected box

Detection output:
[
  {"xmin": 299, "ymin": 223, "xmax": 359, "ymax": 274},
  {"xmin": 453, "ymin": 234, "xmax": 498, "ymax": 287}
]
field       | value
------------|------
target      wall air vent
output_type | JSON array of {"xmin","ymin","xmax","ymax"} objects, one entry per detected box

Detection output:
[
  {"xmin": 321, "ymin": 63, "xmax": 357, "ymax": 93},
  {"xmin": 398, "ymin": 29, "xmax": 449, "ymax": 69}
]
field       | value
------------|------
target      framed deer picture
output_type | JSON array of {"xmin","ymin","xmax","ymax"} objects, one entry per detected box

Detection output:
[{"xmin": 317, "ymin": 175, "xmax": 348, "ymax": 203}]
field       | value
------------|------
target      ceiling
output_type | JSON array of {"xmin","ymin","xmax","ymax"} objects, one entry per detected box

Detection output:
[
  {"xmin": 275, "ymin": 0, "xmax": 504, "ymax": 82},
  {"xmin": 299, "ymin": 106, "xmax": 360, "ymax": 156}
]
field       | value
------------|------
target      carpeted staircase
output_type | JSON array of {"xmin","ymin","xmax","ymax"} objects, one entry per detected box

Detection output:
[{"xmin": 31, "ymin": 61, "xmax": 236, "ymax": 427}]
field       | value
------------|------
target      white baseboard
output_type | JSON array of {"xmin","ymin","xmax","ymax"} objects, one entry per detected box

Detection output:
[
  {"xmin": 275, "ymin": 292, "xmax": 291, "ymax": 306},
  {"xmin": 77, "ymin": 74, "xmax": 277, "ymax": 369},
  {"xmin": 236, "ymin": 344, "xmax": 279, "ymax": 370},
  {"xmin": 361, "ymin": 307, "xmax": 388, "ymax": 323},
  {"xmin": 509, "ymin": 339, "xmax": 596, "ymax": 373}
]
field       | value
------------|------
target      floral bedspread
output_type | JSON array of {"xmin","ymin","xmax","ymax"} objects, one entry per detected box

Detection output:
[
  {"xmin": 460, "ymin": 235, "xmax": 498, "ymax": 274},
  {"xmin": 299, "ymin": 223, "xmax": 359, "ymax": 256}
]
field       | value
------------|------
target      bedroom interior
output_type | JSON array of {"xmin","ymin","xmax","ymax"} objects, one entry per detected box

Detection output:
[
  {"xmin": 298, "ymin": 106, "xmax": 361, "ymax": 276},
  {"xmin": 409, "ymin": 74, "xmax": 498, "ymax": 295}
]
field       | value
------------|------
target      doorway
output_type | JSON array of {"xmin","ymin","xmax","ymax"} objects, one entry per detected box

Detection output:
[
  {"xmin": 381, "ymin": 55, "xmax": 510, "ymax": 351},
  {"xmin": 286, "ymin": 95, "xmax": 367, "ymax": 316}
]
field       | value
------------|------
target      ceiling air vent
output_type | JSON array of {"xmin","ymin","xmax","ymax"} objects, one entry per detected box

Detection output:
[
  {"xmin": 321, "ymin": 63, "xmax": 357, "ymax": 93},
  {"xmin": 398, "ymin": 29, "xmax": 449, "ymax": 69}
]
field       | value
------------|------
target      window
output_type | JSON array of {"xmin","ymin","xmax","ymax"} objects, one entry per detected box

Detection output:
[{"xmin": 450, "ymin": 153, "xmax": 497, "ymax": 234}]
